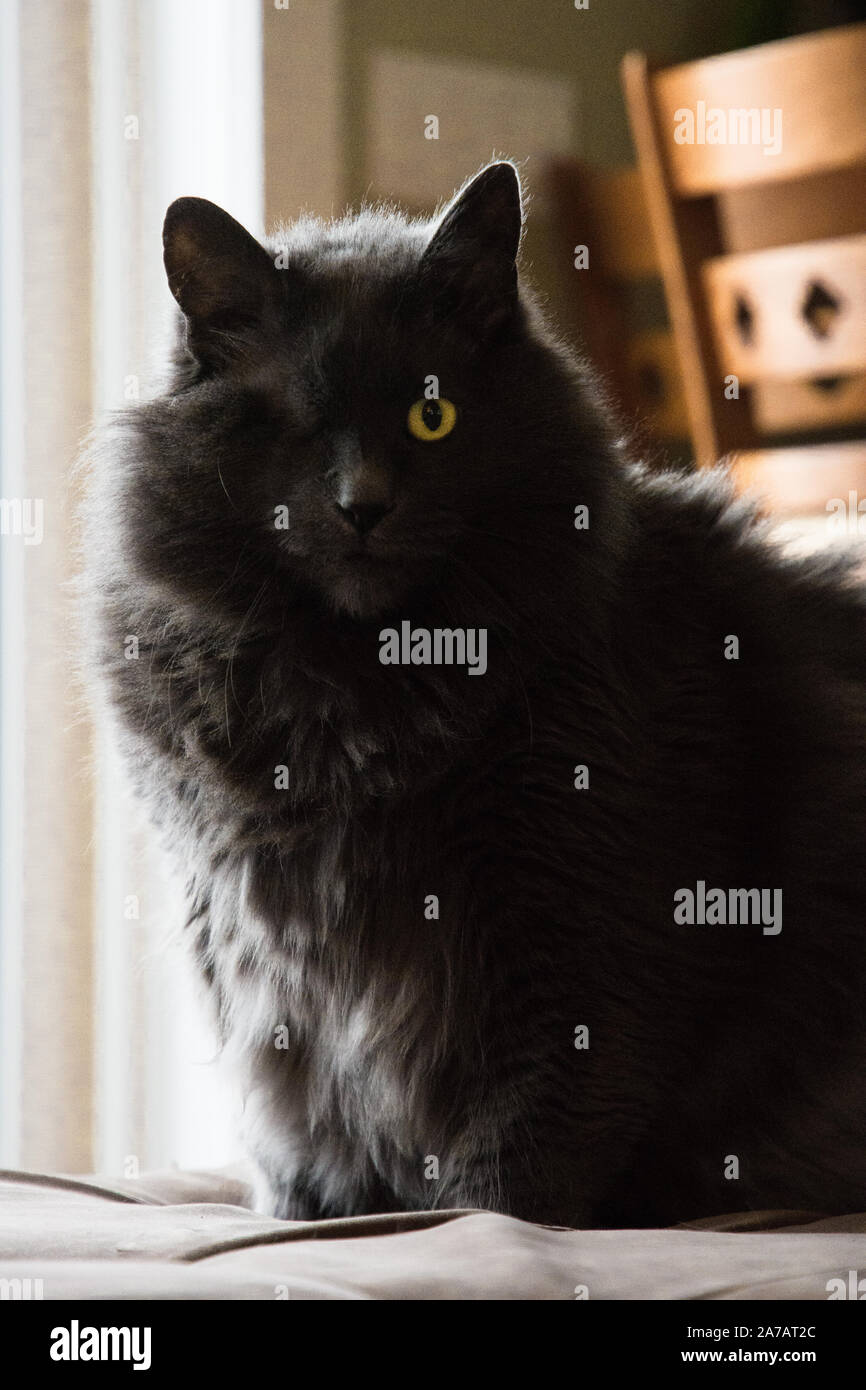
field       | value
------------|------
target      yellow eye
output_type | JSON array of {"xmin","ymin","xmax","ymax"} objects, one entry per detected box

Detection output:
[{"xmin": 407, "ymin": 397, "xmax": 457, "ymax": 441}]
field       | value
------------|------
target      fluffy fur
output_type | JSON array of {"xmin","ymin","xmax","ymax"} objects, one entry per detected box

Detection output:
[{"xmin": 82, "ymin": 163, "xmax": 866, "ymax": 1225}]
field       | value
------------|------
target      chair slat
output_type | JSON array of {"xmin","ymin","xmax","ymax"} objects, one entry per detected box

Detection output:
[
  {"xmin": 703, "ymin": 234, "xmax": 866, "ymax": 382},
  {"xmin": 754, "ymin": 375, "xmax": 866, "ymax": 433},
  {"xmin": 652, "ymin": 22, "xmax": 866, "ymax": 195},
  {"xmin": 732, "ymin": 442, "xmax": 866, "ymax": 514},
  {"xmin": 719, "ymin": 167, "xmax": 866, "ymax": 254}
]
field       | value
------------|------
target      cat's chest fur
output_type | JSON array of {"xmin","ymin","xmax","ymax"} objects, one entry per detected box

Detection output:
[{"xmin": 198, "ymin": 809, "xmax": 463, "ymax": 1213}]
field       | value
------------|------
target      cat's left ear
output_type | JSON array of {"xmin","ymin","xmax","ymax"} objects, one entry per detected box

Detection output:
[
  {"xmin": 418, "ymin": 162, "xmax": 523, "ymax": 337},
  {"xmin": 163, "ymin": 197, "xmax": 275, "ymax": 364}
]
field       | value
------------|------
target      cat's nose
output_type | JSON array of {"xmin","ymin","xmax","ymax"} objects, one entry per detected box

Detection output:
[
  {"xmin": 332, "ymin": 447, "xmax": 394, "ymax": 535},
  {"xmin": 335, "ymin": 500, "xmax": 393, "ymax": 536}
]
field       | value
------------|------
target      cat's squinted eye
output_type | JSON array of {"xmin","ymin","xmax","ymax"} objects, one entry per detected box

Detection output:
[{"xmin": 406, "ymin": 397, "xmax": 457, "ymax": 441}]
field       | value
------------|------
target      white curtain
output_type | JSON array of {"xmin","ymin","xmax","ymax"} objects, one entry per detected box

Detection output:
[
  {"xmin": 0, "ymin": 0, "xmax": 266, "ymax": 1176},
  {"xmin": 1, "ymin": 0, "xmax": 96, "ymax": 1175},
  {"xmin": 88, "ymin": 0, "xmax": 264, "ymax": 1180}
]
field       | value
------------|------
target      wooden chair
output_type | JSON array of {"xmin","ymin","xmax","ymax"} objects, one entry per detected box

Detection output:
[
  {"xmin": 544, "ymin": 157, "xmax": 689, "ymax": 449},
  {"xmin": 621, "ymin": 22, "xmax": 866, "ymax": 522}
]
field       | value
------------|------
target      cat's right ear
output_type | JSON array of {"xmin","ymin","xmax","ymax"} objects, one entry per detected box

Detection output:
[
  {"xmin": 418, "ymin": 162, "xmax": 523, "ymax": 339},
  {"xmin": 163, "ymin": 197, "xmax": 276, "ymax": 364}
]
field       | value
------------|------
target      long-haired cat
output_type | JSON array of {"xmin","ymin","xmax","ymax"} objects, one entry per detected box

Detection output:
[{"xmin": 83, "ymin": 162, "xmax": 866, "ymax": 1226}]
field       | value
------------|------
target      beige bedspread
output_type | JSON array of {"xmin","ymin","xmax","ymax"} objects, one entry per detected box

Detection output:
[{"xmin": 1, "ymin": 1167, "xmax": 864, "ymax": 1299}]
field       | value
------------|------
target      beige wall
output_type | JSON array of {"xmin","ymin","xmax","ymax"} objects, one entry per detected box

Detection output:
[
  {"xmin": 263, "ymin": 0, "xmax": 735, "ymax": 212},
  {"xmin": 264, "ymin": 0, "xmax": 345, "ymax": 224},
  {"xmin": 261, "ymin": 0, "xmax": 735, "ymax": 329},
  {"xmin": 342, "ymin": 0, "xmax": 733, "ymax": 194}
]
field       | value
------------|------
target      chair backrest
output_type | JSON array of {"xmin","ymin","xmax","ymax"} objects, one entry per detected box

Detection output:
[
  {"xmin": 621, "ymin": 22, "xmax": 866, "ymax": 466},
  {"xmin": 544, "ymin": 156, "xmax": 688, "ymax": 445}
]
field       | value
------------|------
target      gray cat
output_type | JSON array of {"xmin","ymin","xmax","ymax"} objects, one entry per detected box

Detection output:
[{"xmin": 83, "ymin": 163, "xmax": 866, "ymax": 1225}]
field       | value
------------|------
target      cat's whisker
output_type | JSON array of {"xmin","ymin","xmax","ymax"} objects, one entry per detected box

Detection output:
[
  {"xmin": 216, "ymin": 457, "xmax": 236, "ymax": 509},
  {"xmin": 223, "ymin": 576, "xmax": 273, "ymax": 747}
]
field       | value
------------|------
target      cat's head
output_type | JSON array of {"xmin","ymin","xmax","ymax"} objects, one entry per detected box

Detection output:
[{"xmin": 131, "ymin": 162, "xmax": 603, "ymax": 629}]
